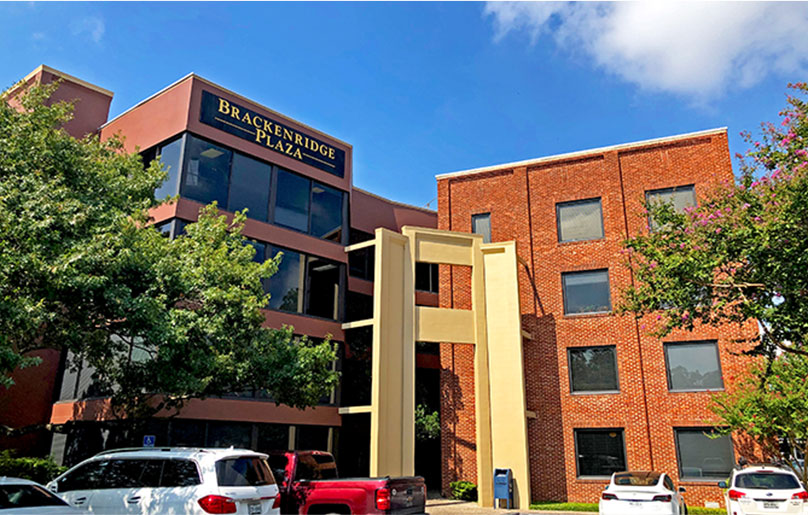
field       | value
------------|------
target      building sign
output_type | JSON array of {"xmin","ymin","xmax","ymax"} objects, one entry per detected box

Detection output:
[{"xmin": 200, "ymin": 90, "xmax": 345, "ymax": 178}]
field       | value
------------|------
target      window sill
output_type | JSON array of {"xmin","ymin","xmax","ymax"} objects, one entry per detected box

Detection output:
[
  {"xmin": 571, "ymin": 390, "xmax": 621, "ymax": 396},
  {"xmin": 668, "ymin": 388, "xmax": 725, "ymax": 394},
  {"xmin": 558, "ymin": 237, "xmax": 606, "ymax": 246},
  {"xmin": 575, "ymin": 476, "xmax": 611, "ymax": 482},
  {"xmin": 563, "ymin": 312, "xmax": 613, "ymax": 319}
]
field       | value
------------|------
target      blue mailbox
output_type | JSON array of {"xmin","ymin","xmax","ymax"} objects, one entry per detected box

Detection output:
[{"xmin": 493, "ymin": 468, "xmax": 513, "ymax": 509}]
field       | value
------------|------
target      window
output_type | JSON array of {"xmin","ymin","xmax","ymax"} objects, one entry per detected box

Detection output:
[
  {"xmin": 675, "ymin": 428, "xmax": 734, "ymax": 479},
  {"xmin": 735, "ymin": 472, "xmax": 801, "ymax": 489},
  {"xmin": 267, "ymin": 247, "xmax": 305, "ymax": 313},
  {"xmin": 574, "ymin": 429, "xmax": 626, "ymax": 477},
  {"xmin": 160, "ymin": 460, "xmax": 202, "ymax": 487},
  {"xmin": 557, "ymin": 198, "xmax": 604, "ymax": 242},
  {"xmin": 568, "ymin": 346, "xmax": 619, "ymax": 393},
  {"xmin": 154, "ymin": 137, "xmax": 184, "ymax": 200},
  {"xmin": 267, "ymin": 246, "xmax": 343, "ymax": 320},
  {"xmin": 296, "ymin": 426, "xmax": 331, "ymax": 454},
  {"xmin": 349, "ymin": 246, "xmax": 374, "ymax": 280},
  {"xmin": 181, "ymin": 135, "xmax": 232, "ymax": 206},
  {"xmin": 646, "ymin": 185, "xmax": 696, "ymax": 230},
  {"xmin": 57, "ymin": 460, "xmax": 109, "ymax": 492},
  {"xmin": 228, "ymin": 153, "xmax": 271, "ymax": 221},
  {"xmin": 471, "ymin": 213, "xmax": 491, "ymax": 243},
  {"xmin": 562, "ymin": 269, "xmax": 611, "ymax": 315},
  {"xmin": 215, "ymin": 457, "xmax": 275, "ymax": 487},
  {"xmin": 415, "ymin": 262, "xmax": 439, "ymax": 293},
  {"xmin": 310, "ymin": 183, "xmax": 344, "ymax": 242},
  {"xmin": 664, "ymin": 341, "xmax": 723, "ymax": 391},
  {"xmin": 274, "ymin": 169, "xmax": 310, "ymax": 232}
]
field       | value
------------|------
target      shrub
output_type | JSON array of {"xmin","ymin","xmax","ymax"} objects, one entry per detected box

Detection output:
[
  {"xmin": 449, "ymin": 480, "xmax": 477, "ymax": 501},
  {"xmin": 0, "ymin": 450, "xmax": 67, "ymax": 484}
]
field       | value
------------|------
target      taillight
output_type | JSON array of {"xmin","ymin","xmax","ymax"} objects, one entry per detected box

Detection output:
[
  {"xmin": 652, "ymin": 494, "xmax": 672, "ymax": 502},
  {"xmin": 601, "ymin": 492, "xmax": 618, "ymax": 500},
  {"xmin": 728, "ymin": 489, "xmax": 746, "ymax": 501},
  {"xmin": 376, "ymin": 487, "xmax": 391, "ymax": 511},
  {"xmin": 197, "ymin": 495, "xmax": 237, "ymax": 514},
  {"xmin": 272, "ymin": 494, "xmax": 281, "ymax": 509},
  {"xmin": 792, "ymin": 491, "xmax": 808, "ymax": 500}
]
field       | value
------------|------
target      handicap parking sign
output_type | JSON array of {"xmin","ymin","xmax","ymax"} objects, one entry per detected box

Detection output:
[{"xmin": 143, "ymin": 435, "xmax": 156, "ymax": 447}]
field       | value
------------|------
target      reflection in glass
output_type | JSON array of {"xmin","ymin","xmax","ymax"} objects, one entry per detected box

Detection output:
[
  {"xmin": 575, "ymin": 429, "xmax": 626, "ymax": 477},
  {"xmin": 558, "ymin": 198, "xmax": 604, "ymax": 242},
  {"xmin": 310, "ymin": 182, "xmax": 344, "ymax": 242},
  {"xmin": 569, "ymin": 346, "xmax": 619, "ymax": 392},
  {"xmin": 155, "ymin": 137, "xmax": 183, "ymax": 200},
  {"xmin": 562, "ymin": 270, "xmax": 611, "ymax": 314},
  {"xmin": 181, "ymin": 136, "xmax": 232, "ymax": 206},
  {"xmin": 665, "ymin": 341, "xmax": 723, "ymax": 391},
  {"xmin": 306, "ymin": 257, "xmax": 341, "ymax": 320},
  {"xmin": 228, "ymin": 153, "xmax": 271, "ymax": 221},
  {"xmin": 275, "ymin": 170, "xmax": 310, "ymax": 232},
  {"xmin": 472, "ymin": 213, "xmax": 491, "ymax": 243},
  {"xmin": 646, "ymin": 185, "xmax": 696, "ymax": 231},
  {"xmin": 267, "ymin": 246, "xmax": 304, "ymax": 313},
  {"xmin": 676, "ymin": 429, "xmax": 733, "ymax": 479},
  {"xmin": 207, "ymin": 422, "xmax": 252, "ymax": 449}
]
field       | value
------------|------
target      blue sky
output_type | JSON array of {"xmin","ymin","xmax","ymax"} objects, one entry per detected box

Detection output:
[{"xmin": 2, "ymin": 2, "xmax": 806, "ymax": 209}]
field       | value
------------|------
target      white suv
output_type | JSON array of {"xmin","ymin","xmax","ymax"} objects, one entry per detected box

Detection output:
[
  {"xmin": 719, "ymin": 464, "xmax": 808, "ymax": 515},
  {"xmin": 46, "ymin": 447, "xmax": 280, "ymax": 514}
]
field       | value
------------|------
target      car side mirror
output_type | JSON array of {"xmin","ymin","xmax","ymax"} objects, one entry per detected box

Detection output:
[
  {"xmin": 717, "ymin": 481, "xmax": 727, "ymax": 488},
  {"xmin": 678, "ymin": 487, "xmax": 686, "ymax": 493},
  {"xmin": 47, "ymin": 483, "xmax": 58, "ymax": 493}
]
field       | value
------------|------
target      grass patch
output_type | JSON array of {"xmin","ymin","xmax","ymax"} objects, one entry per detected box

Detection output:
[
  {"xmin": 528, "ymin": 501, "xmax": 724, "ymax": 514},
  {"xmin": 529, "ymin": 501, "xmax": 599, "ymax": 512}
]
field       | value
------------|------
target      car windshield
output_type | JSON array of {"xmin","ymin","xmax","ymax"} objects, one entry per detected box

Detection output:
[
  {"xmin": 0, "ymin": 484, "xmax": 69, "ymax": 508},
  {"xmin": 216, "ymin": 457, "xmax": 276, "ymax": 487},
  {"xmin": 613, "ymin": 472, "xmax": 661, "ymax": 486},
  {"xmin": 736, "ymin": 472, "xmax": 801, "ymax": 489}
]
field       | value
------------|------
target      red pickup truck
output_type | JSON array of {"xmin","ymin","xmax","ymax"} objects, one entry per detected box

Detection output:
[{"xmin": 267, "ymin": 450, "xmax": 426, "ymax": 514}]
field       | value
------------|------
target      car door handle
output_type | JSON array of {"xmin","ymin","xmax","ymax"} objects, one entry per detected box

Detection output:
[
  {"xmin": 127, "ymin": 496, "xmax": 141, "ymax": 503},
  {"xmin": 74, "ymin": 497, "xmax": 87, "ymax": 505}
]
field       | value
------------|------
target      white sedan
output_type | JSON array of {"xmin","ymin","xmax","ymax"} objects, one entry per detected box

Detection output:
[
  {"xmin": 0, "ymin": 477, "xmax": 81, "ymax": 514},
  {"xmin": 599, "ymin": 471, "xmax": 687, "ymax": 514}
]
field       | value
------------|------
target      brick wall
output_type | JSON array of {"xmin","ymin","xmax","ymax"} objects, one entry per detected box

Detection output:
[{"xmin": 437, "ymin": 131, "xmax": 760, "ymax": 508}]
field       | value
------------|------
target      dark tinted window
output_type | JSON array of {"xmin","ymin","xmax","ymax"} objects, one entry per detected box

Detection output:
[
  {"xmin": 105, "ymin": 459, "xmax": 147, "ymax": 488},
  {"xmin": 663, "ymin": 475, "xmax": 675, "ymax": 491},
  {"xmin": 275, "ymin": 170, "xmax": 310, "ymax": 232},
  {"xmin": 575, "ymin": 429, "xmax": 626, "ymax": 477},
  {"xmin": 181, "ymin": 135, "xmax": 232, "ymax": 206},
  {"xmin": 294, "ymin": 453, "xmax": 337, "ymax": 481},
  {"xmin": 562, "ymin": 270, "xmax": 611, "ymax": 315},
  {"xmin": 228, "ymin": 153, "xmax": 271, "ymax": 221},
  {"xmin": 306, "ymin": 257, "xmax": 341, "ymax": 320},
  {"xmin": 256, "ymin": 424, "xmax": 290, "ymax": 454},
  {"xmin": 557, "ymin": 198, "xmax": 604, "ymax": 242},
  {"xmin": 665, "ymin": 341, "xmax": 723, "ymax": 391},
  {"xmin": 0, "ymin": 484, "xmax": 68, "ymax": 508},
  {"xmin": 348, "ymin": 246, "xmax": 374, "ymax": 281},
  {"xmin": 268, "ymin": 455, "xmax": 289, "ymax": 485},
  {"xmin": 268, "ymin": 247, "xmax": 304, "ymax": 312},
  {"xmin": 162, "ymin": 459, "xmax": 202, "ymax": 487},
  {"xmin": 471, "ymin": 213, "xmax": 491, "ymax": 243},
  {"xmin": 568, "ymin": 346, "xmax": 619, "ymax": 393},
  {"xmin": 297, "ymin": 426, "xmax": 330, "ymax": 452},
  {"xmin": 310, "ymin": 183, "xmax": 344, "ymax": 242},
  {"xmin": 155, "ymin": 137, "xmax": 183, "ymax": 200},
  {"xmin": 676, "ymin": 428, "xmax": 734, "ymax": 479},
  {"xmin": 415, "ymin": 263, "xmax": 439, "ymax": 294},
  {"xmin": 57, "ymin": 460, "xmax": 109, "ymax": 492},
  {"xmin": 215, "ymin": 457, "xmax": 275, "ymax": 487},
  {"xmin": 208, "ymin": 422, "xmax": 253, "ymax": 449},
  {"xmin": 736, "ymin": 473, "xmax": 800, "ymax": 489}
]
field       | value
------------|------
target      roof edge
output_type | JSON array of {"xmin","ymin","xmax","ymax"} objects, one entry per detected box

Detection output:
[
  {"xmin": 435, "ymin": 127, "xmax": 728, "ymax": 180},
  {"xmin": 27, "ymin": 64, "xmax": 114, "ymax": 97},
  {"xmin": 353, "ymin": 187, "xmax": 436, "ymax": 215}
]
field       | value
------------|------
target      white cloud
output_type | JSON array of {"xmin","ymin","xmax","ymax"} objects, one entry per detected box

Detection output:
[
  {"xmin": 484, "ymin": 2, "xmax": 808, "ymax": 99},
  {"xmin": 70, "ymin": 15, "xmax": 105, "ymax": 44}
]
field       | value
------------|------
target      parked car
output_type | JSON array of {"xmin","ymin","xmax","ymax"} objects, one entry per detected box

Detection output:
[
  {"xmin": 268, "ymin": 450, "xmax": 426, "ymax": 514},
  {"xmin": 0, "ymin": 476, "xmax": 81, "ymax": 514},
  {"xmin": 719, "ymin": 463, "xmax": 808, "ymax": 515},
  {"xmin": 599, "ymin": 470, "xmax": 687, "ymax": 514},
  {"xmin": 46, "ymin": 447, "xmax": 280, "ymax": 514}
]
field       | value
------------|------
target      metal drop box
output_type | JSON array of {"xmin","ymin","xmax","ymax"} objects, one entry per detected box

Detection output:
[{"xmin": 493, "ymin": 468, "xmax": 513, "ymax": 509}]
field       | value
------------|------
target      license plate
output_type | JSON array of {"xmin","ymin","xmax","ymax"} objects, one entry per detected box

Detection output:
[
  {"xmin": 629, "ymin": 501, "xmax": 642, "ymax": 507},
  {"xmin": 763, "ymin": 501, "xmax": 779, "ymax": 509},
  {"xmin": 248, "ymin": 502, "xmax": 262, "ymax": 515}
]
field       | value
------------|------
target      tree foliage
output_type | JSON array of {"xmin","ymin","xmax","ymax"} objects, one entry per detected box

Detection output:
[
  {"xmin": 621, "ymin": 82, "xmax": 808, "ymax": 357},
  {"xmin": 711, "ymin": 353, "xmax": 808, "ymax": 483},
  {"xmin": 0, "ymin": 82, "xmax": 338, "ymax": 421}
]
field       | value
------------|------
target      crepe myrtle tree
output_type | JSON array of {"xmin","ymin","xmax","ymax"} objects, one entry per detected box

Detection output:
[
  {"xmin": 710, "ymin": 352, "xmax": 808, "ymax": 483},
  {"xmin": 0, "ymin": 82, "xmax": 338, "ymax": 430},
  {"xmin": 620, "ymin": 82, "xmax": 808, "ymax": 357}
]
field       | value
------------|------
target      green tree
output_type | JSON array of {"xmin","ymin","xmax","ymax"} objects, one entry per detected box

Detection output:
[
  {"xmin": 621, "ymin": 82, "xmax": 808, "ymax": 357},
  {"xmin": 711, "ymin": 353, "xmax": 808, "ymax": 482},
  {"xmin": 0, "ymin": 82, "xmax": 338, "ymax": 425},
  {"xmin": 415, "ymin": 403, "xmax": 440, "ymax": 442}
]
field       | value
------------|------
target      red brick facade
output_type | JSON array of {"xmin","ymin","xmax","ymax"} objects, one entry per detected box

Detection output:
[{"xmin": 436, "ymin": 130, "xmax": 760, "ymax": 508}]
